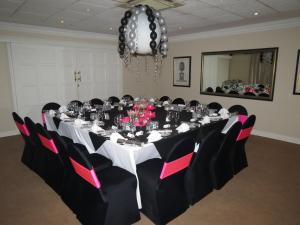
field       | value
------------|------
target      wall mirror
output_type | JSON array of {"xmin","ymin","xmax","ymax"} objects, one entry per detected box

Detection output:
[{"xmin": 200, "ymin": 47, "xmax": 278, "ymax": 101}]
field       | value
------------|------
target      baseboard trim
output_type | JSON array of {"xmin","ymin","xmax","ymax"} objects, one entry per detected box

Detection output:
[
  {"xmin": 252, "ymin": 129, "xmax": 300, "ymax": 145},
  {"xmin": 0, "ymin": 130, "xmax": 19, "ymax": 138}
]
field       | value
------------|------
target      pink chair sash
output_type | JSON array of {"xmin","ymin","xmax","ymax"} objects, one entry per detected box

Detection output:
[
  {"xmin": 237, "ymin": 126, "xmax": 254, "ymax": 141},
  {"xmin": 37, "ymin": 133, "xmax": 59, "ymax": 154},
  {"xmin": 15, "ymin": 122, "xmax": 30, "ymax": 137},
  {"xmin": 41, "ymin": 112, "xmax": 46, "ymax": 125},
  {"xmin": 69, "ymin": 157, "xmax": 101, "ymax": 189},
  {"xmin": 160, "ymin": 152, "xmax": 193, "ymax": 180},
  {"xmin": 238, "ymin": 115, "xmax": 248, "ymax": 124}
]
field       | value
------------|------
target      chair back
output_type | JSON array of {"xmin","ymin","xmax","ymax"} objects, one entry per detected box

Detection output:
[
  {"xmin": 12, "ymin": 112, "xmax": 30, "ymax": 137},
  {"xmin": 108, "ymin": 96, "xmax": 120, "ymax": 104},
  {"xmin": 159, "ymin": 96, "xmax": 170, "ymax": 102},
  {"xmin": 42, "ymin": 102, "xmax": 61, "ymax": 125},
  {"xmin": 69, "ymin": 100, "xmax": 83, "ymax": 107},
  {"xmin": 160, "ymin": 138, "xmax": 195, "ymax": 180},
  {"xmin": 90, "ymin": 98, "xmax": 104, "ymax": 107},
  {"xmin": 122, "ymin": 94, "xmax": 134, "ymax": 101},
  {"xmin": 24, "ymin": 117, "xmax": 41, "ymax": 147},
  {"xmin": 189, "ymin": 100, "xmax": 199, "ymax": 107},
  {"xmin": 172, "ymin": 98, "xmax": 185, "ymax": 105},
  {"xmin": 67, "ymin": 143, "xmax": 101, "ymax": 189},
  {"xmin": 228, "ymin": 105, "xmax": 248, "ymax": 116},
  {"xmin": 206, "ymin": 87, "xmax": 214, "ymax": 92},
  {"xmin": 36, "ymin": 123, "xmax": 59, "ymax": 154},
  {"xmin": 195, "ymin": 119, "xmax": 228, "ymax": 143},
  {"xmin": 219, "ymin": 122, "xmax": 242, "ymax": 155},
  {"xmin": 237, "ymin": 115, "xmax": 256, "ymax": 141},
  {"xmin": 207, "ymin": 102, "xmax": 222, "ymax": 111}
]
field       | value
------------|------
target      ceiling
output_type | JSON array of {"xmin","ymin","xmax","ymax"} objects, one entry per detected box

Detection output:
[{"xmin": 0, "ymin": 0, "xmax": 300, "ymax": 36}]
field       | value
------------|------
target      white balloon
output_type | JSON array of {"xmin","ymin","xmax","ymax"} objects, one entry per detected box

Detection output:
[
  {"xmin": 126, "ymin": 12, "xmax": 161, "ymax": 54},
  {"xmin": 131, "ymin": 15, "xmax": 137, "ymax": 21},
  {"xmin": 140, "ymin": 5, "xmax": 146, "ymax": 12}
]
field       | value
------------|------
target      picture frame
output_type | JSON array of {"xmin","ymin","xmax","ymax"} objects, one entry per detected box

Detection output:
[
  {"xmin": 173, "ymin": 56, "xmax": 191, "ymax": 87},
  {"xmin": 293, "ymin": 49, "xmax": 300, "ymax": 95}
]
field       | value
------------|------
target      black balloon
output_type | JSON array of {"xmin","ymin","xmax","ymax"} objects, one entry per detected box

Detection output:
[
  {"xmin": 152, "ymin": 49, "xmax": 157, "ymax": 55},
  {"xmin": 119, "ymin": 26, "xmax": 125, "ymax": 33},
  {"xmin": 150, "ymin": 31, "xmax": 157, "ymax": 40},
  {"xmin": 146, "ymin": 8, "xmax": 152, "ymax": 16},
  {"xmin": 119, "ymin": 49, "xmax": 124, "ymax": 55},
  {"xmin": 121, "ymin": 18, "xmax": 128, "ymax": 25},
  {"xmin": 125, "ymin": 11, "xmax": 132, "ymax": 18},
  {"xmin": 119, "ymin": 34, "xmax": 125, "ymax": 42},
  {"xmin": 149, "ymin": 22, "xmax": 156, "ymax": 30},
  {"xmin": 150, "ymin": 40, "xmax": 156, "ymax": 49},
  {"xmin": 148, "ymin": 15, "xmax": 155, "ymax": 22},
  {"xmin": 119, "ymin": 43, "xmax": 125, "ymax": 50}
]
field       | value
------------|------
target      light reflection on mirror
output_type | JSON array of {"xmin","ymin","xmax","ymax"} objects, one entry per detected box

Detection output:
[{"xmin": 200, "ymin": 48, "xmax": 278, "ymax": 101}]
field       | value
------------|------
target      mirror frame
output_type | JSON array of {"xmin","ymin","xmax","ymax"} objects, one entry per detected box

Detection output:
[
  {"xmin": 200, "ymin": 47, "xmax": 278, "ymax": 101},
  {"xmin": 293, "ymin": 49, "xmax": 300, "ymax": 95}
]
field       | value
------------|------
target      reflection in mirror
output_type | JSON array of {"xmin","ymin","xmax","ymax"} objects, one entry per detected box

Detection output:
[{"xmin": 201, "ymin": 48, "xmax": 278, "ymax": 101}]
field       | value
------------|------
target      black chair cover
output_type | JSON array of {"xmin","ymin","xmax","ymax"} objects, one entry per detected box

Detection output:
[
  {"xmin": 108, "ymin": 96, "xmax": 120, "ymax": 104},
  {"xmin": 122, "ymin": 94, "xmax": 134, "ymax": 101},
  {"xmin": 172, "ymin": 98, "xmax": 185, "ymax": 105},
  {"xmin": 195, "ymin": 119, "xmax": 228, "ymax": 143},
  {"xmin": 90, "ymin": 98, "xmax": 104, "ymax": 107},
  {"xmin": 69, "ymin": 100, "xmax": 83, "ymax": 107},
  {"xmin": 210, "ymin": 122, "xmax": 242, "ymax": 190},
  {"xmin": 207, "ymin": 102, "xmax": 222, "ymax": 111},
  {"xmin": 189, "ymin": 100, "xmax": 199, "ymax": 107},
  {"xmin": 67, "ymin": 143, "xmax": 140, "ymax": 225},
  {"xmin": 232, "ymin": 115, "xmax": 256, "ymax": 174},
  {"xmin": 185, "ymin": 130, "xmax": 222, "ymax": 205},
  {"xmin": 159, "ymin": 96, "xmax": 170, "ymax": 102},
  {"xmin": 244, "ymin": 92, "xmax": 256, "ymax": 96},
  {"xmin": 12, "ymin": 112, "xmax": 35, "ymax": 171},
  {"xmin": 228, "ymin": 90, "xmax": 239, "ymax": 95},
  {"xmin": 137, "ymin": 138, "xmax": 195, "ymax": 225},
  {"xmin": 228, "ymin": 105, "xmax": 248, "ymax": 116},
  {"xmin": 42, "ymin": 102, "xmax": 61, "ymax": 112}
]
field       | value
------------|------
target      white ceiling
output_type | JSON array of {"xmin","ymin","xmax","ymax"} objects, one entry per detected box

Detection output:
[{"xmin": 0, "ymin": 0, "xmax": 300, "ymax": 36}]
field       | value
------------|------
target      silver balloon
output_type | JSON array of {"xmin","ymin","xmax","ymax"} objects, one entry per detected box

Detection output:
[
  {"xmin": 161, "ymin": 50, "xmax": 167, "ymax": 56},
  {"xmin": 129, "ymin": 31, "xmax": 136, "ymax": 39},
  {"xmin": 140, "ymin": 5, "xmax": 146, "ymax": 12},
  {"xmin": 161, "ymin": 42, "xmax": 168, "ymax": 50},
  {"xmin": 153, "ymin": 10, "xmax": 161, "ymax": 18},
  {"xmin": 131, "ymin": 15, "xmax": 137, "ymax": 21},
  {"xmin": 161, "ymin": 34, "xmax": 168, "ymax": 42},
  {"xmin": 134, "ymin": 9, "xmax": 140, "ymax": 15},
  {"xmin": 130, "ymin": 49, "xmax": 135, "ymax": 54},
  {"xmin": 130, "ymin": 21, "xmax": 137, "ymax": 30},
  {"xmin": 131, "ymin": 7, "xmax": 138, "ymax": 14},
  {"xmin": 160, "ymin": 25, "xmax": 167, "ymax": 34},
  {"xmin": 127, "ymin": 41, "xmax": 135, "ymax": 49},
  {"xmin": 158, "ymin": 17, "xmax": 165, "ymax": 26}
]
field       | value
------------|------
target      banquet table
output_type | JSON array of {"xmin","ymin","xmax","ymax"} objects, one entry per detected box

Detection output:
[{"xmin": 45, "ymin": 111, "xmax": 228, "ymax": 208}]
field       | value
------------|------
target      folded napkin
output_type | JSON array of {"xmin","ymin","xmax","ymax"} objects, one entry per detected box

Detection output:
[
  {"xmin": 218, "ymin": 108, "xmax": 230, "ymax": 119},
  {"xmin": 162, "ymin": 101, "xmax": 169, "ymax": 106},
  {"xmin": 60, "ymin": 113, "xmax": 70, "ymax": 120},
  {"xmin": 194, "ymin": 143, "xmax": 200, "ymax": 153},
  {"xmin": 49, "ymin": 110, "xmax": 56, "ymax": 116},
  {"xmin": 176, "ymin": 123, "xmax": 190, "ymax": 133},
  {"xmin": 200, "ymin": 116, "xmax": 210, "ymax": 125},
  {"xmin": 91, "ymin": 124, "xmax": 104, "ymax": 133},
  {"xmin": 178, "ymin": 104, "xmax": 186, "ymax": 107},
  {"xmin": 147, "ymin": 130, "xmax": 162, "ymax": 143},
  {"xmin": 149, "ymin": 98, "xmax": 155, "ymax": 103},
  {"xmin": 110, "ymin": 132, "xmax": 126, "ymax": 143},
  {"xmin": 59, "ymin": 105, "xmax": 68, "ymax": 113},
  {"xmin": 134, "ymin": 97, "xmax": 140, "ymax": 101}
]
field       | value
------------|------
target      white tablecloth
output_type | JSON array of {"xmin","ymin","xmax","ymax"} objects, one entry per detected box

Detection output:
[{"xmin": 45, "ymin": 114, "xmax": 161, "ymax": 208}]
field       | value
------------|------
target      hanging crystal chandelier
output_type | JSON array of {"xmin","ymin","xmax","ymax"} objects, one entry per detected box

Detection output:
[{"xmin": 118, "ymin": 4, "xmax": 168, "ymax": 65}]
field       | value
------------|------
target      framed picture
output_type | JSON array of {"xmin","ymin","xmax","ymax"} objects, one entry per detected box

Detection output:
[
  {"xmin": 173, "ymin": 56, "xmax": 191, "ymax": 87},
  {"xmin": 293, "ymin": 49, "xmax": 300, "ymax": 95}
]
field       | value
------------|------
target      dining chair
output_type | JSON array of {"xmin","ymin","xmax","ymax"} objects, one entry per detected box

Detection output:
[
  {"xmin": 228, "ymin": 105, "xmax": 248, "ymax": 116},
  {"xmin": 12, "ymin": 112, "xmax": 35, "ymax": 170},
  {"xmin": 215, "ymin": 86, "xmax": 225, "ymax": 93},
  {"xmin": 90, "ymin": 98, "xmax": 104, "ymax": 107},
  {"xmin": 206, "ymin": 87, "xmax": 214, "ymax": 92},
  {"xmin": 108, "ymin": 96, "xmax": 120, "ymax": 104},
  {"xmin": 41, "ymin": 102, "xmax": 60, "ymax": 127},
  {"xmin": 35, "ymin": 123, "xmax": 65, "ymax": 194},
  {"xmin": 69, "ymin": 100, "xmax": 83, "ymax": 107},
  {"xmin": 159, "ymin": 96, "xmax": 170, "ymax": 102},
  {"xmin": 209, "ymin": 122, "xmax": 242, "ymax": 190},
  {"xmin": 122, "ymin": 94, "xmax": 134, "ymax": 101},
  {"xmin": 189, "ymin": 100, "xmax": 199, "ymax": 107},
  {"xmin": 67, "ymin": 142, "xmax": 140, "ymax": 225},
  {"xmin": 137, "ymin": 138, "xmax": 195, "ymax": 225},
  {"xmin": 207, "ymin": 102, "xmax": 222, "ymax": 112},
  {"xmin": 228, "ymin": 90, "xmax": 239, "ymax": 95},
  {"xmin": 232, "ymin": 115, "xmax": 256, "ymax": 175},
  {"xmin": 24, "ymin": 117, "xmax": 45, "ymax": 178},
  {"xmin": 172, "ymin": 98, "xmax": 185, "ymax": 105},
  {"xmin": 195, "ymin": 119, "xmax": 228, "ymax": 143},
  {"xmin": 185, "ymin": 130, "xmax": 222, "ymax": 205}
]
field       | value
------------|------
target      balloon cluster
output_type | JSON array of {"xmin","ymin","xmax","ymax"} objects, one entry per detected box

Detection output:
[{"xmin": 118, "ymin": 5, "xmax": 168, "ymax": 59}]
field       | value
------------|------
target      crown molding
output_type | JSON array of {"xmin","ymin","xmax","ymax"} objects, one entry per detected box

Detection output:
[
  {"xmin": 170, "ymin": 17, "xmax": 300, "ymax": 42},
  {"xmin": 0, "ymin": 21, "xmax": 117, "ymax": 42}
]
